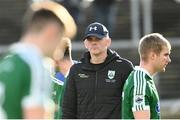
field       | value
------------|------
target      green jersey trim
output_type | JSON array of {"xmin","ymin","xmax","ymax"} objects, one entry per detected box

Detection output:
[{"xmin": 52, "ymin": 77, "xmax": 64, "ymax": 86}]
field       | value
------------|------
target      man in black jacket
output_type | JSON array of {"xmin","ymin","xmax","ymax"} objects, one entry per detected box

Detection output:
[{"xmin": 62, "ymin": 22, "xmax": 134, "ymax": 119}]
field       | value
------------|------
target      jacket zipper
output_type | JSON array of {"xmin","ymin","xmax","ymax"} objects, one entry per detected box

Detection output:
[{"xmin": 94, "ymin": 71, "xmax": 98, "ymax": 118}]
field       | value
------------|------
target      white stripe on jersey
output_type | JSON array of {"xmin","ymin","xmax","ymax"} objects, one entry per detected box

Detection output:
[{"xmin": 132, "ymin": 70, "xmax": 149, "ymax": 111}]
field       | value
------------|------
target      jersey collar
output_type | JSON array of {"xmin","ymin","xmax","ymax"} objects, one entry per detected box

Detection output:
[
  {"xmin": 134, "ymin": 66, "xmax": 153, "ymax": 79},
  {"xmin": 10, "ymin": 42, "xmax": 43, "ymax": 58}
]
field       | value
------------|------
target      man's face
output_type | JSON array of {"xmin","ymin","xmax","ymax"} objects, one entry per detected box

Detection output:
[
  {"xmin": 154, "ymin": 46, "xmax": 171, "ymax": 72},
  {"xmin": 84, "ymin": 36, "xmax": 111, "ymax": 56},
  {"xmin": 44, "ymin": 23, "xmax": 63, "ymax": 57}
]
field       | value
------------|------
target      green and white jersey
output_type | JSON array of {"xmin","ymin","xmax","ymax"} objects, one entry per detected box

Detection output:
[
  {"xmin": 52, "ymin": 74, "xmax": 65, "ymax": 119},
  {"xmin": 0, "ymin": 43, "xmax": 52, "ymax": 119},
  {"xmin": 122, "ymin": 66, "xmax": 160, "ymax": 119},
  {"xmin": 43, "ymin": 57, "xmax": 64, "ymax": 119}
]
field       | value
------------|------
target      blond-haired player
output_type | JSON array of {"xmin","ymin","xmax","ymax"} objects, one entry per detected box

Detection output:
[{"xmin": 122, "ymin": 33, "xmax": 171, "ymax": 119}]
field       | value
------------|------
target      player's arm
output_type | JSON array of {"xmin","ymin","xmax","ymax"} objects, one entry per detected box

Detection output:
[
  {"xmin": 22, "ymin": 90, "xmax": 52, "ymax": 119},
  {"xmin": 23, "ymin": 98, "xmax": 54, "ymax": 119},
  {"xmin": 133, "ymin": 110, "xmax": 150, "ymax": 119},
  {"xmin": 23, "ymin": 107, "xmax": 45, "ymax": 119},
  {"xmin": 131, "ymin": 71, "xmax": 150, "ymax": 119},
  {"xmin": 132, "ymin": 93, "xmax": 151, "ymax": 119},
  {"xmin": 22, "ymin": 92, "xmax": 55, "ymax": 119},
  {"xmin": 22, "ymin": 58, "xmax": 54, "ymax": 119},
  {"xmin": 0, "ymin": 82, "xmax": 6, "ymax": 118}
]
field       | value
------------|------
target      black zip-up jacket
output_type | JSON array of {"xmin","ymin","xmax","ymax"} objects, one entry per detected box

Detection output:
[{"xmin": 62, "ymin": 49, "xmax": 134, "ymax": 119}]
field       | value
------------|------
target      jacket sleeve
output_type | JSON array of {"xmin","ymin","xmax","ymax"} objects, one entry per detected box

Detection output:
[{"xmin": 62, "ymin": 65, "xmax": 77, "ymax": 118}]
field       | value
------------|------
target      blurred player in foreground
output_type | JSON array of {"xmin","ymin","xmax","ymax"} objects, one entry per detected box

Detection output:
[
  {"xmin": 0, "ymin": 1, "xmax": 76, "ymax": 119},
  {"xmin": 122, "ymin": 33, "xmax": 171, "ymax": 119}
]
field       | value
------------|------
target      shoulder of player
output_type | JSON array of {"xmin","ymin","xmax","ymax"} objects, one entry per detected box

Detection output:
[
  {"xmin": 133, "ymin": 70, "xmax": 149, "ymax": 86},
  {"xmin": 0, "ymin": 53, "xmax": 30, "ymax": 74},
  {"xmin": 134, "ymin": 69, "xmax": 146, "ymax": 77},
  {"xmin": 0, "ymin": 53, "xmax": 27, "ymax": 66}
]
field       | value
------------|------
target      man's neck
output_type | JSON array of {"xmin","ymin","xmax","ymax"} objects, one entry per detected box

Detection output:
[
  {"xmin": 21, "ymin": 33, "xmax": 45, "ymax": 56},
  {"xmin": 139, "ymin": 61, "xmax": 156, "ymax": 76},
  {"xmin": 90, "ymin": 51, "xmax": 108, "ymax": 64}
]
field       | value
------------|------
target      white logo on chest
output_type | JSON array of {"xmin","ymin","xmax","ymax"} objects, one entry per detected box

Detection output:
[{"xmin": 108, "ymin": 70, "xmax": 115, "ymax": 79}]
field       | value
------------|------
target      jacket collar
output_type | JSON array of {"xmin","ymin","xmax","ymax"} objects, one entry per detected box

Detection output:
[{"xmin": 81, "ymin": 49, "xmax": 120, "ymax": 71}]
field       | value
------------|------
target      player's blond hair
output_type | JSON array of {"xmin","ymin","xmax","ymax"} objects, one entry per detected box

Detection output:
[
  {"xmin": 24, "ymin": 1, "xmax": 77, "ymax": 39},
  {"xmin": 138, "ymin": 33, "xmax": 171, "ymax": 61},
  {"xmin": 53, "ymin": 37, "xmax": 72, "ymax": 61}
]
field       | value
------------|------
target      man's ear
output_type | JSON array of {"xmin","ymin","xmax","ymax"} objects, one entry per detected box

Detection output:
[
  {"xmin": 106, "ymin": 38, "xmax": 111, "ymax": 47},
  {"xmin": 84, "ymin": 39, "xmax": 88, "ymax": 49},
  {"xmin": 149, "ymin": 51, "xmax": 157, "ymax": 61}
]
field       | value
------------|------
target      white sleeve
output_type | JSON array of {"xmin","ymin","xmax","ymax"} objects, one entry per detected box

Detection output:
[{"xmin": 21, "ymin": 57, "xmax": 53, "ymax": 110}]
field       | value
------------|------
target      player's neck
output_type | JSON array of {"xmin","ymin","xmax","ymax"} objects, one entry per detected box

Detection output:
[
  {"xmin": 140, "ymin": 61, "xmax": 156, "ymax": 76},
  {"xmin": 20, "ymin": 33, "xmax": 45, "ymax": 55}
]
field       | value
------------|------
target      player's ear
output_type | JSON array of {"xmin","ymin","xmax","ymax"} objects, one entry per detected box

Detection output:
[{"xmin": 149, "ymin": 51, "xmax": 157, "ymax": 61}]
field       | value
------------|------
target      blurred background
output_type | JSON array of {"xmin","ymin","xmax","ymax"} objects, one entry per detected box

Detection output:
[{"xmin": 0, "ymin": 0, "xmax": 180, "ymax": 118}]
